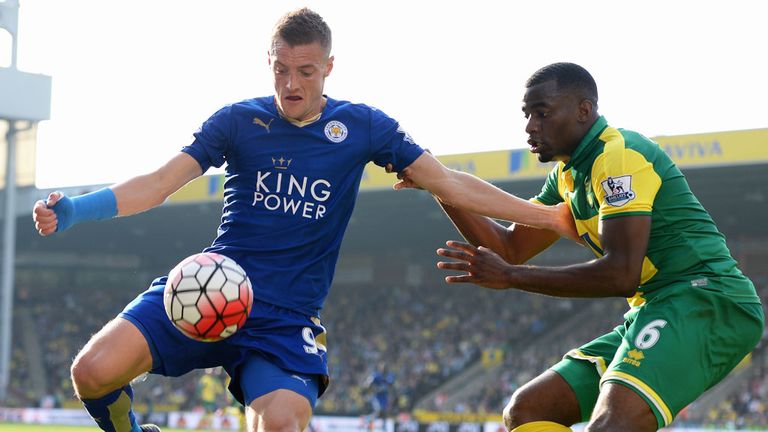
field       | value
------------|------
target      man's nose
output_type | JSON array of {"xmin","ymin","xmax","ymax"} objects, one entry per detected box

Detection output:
[
  {"xmin": 525, "ymin": 117, "xmax": 538, "ymax": 135},
  {"xmin": 285, "ymin": 72, "xmax": 299, "ymax": 90}
]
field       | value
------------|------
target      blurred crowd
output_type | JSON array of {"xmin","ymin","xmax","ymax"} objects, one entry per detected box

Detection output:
[
  {"xmin": 316, "ymin": 282, "xmax": 569, "ymax": 415},
  {"xmin": 433, "ymin": 297, "xmax": 626, "ymax": 415},
  {"xmin": 8, "ymin": 286, "xmax": 130, "ymax": 408},
  {"xmin": 7, "ymin": 284, "xmax": 216, "ymax": 413},
  {"xmin": 4, "ymin": 267, "xmax": 767, "ymax": 429}
]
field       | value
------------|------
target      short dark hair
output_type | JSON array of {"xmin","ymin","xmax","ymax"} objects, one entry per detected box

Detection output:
[
  {"xmin": 271, "ymin": 8, "xmax": 332, "ymax": 55},
  {"xmin": 526, "ymin": 62, "xmax": 598, "ymax": 106}
]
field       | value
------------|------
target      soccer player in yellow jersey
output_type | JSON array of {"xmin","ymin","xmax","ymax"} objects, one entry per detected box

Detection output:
[
  {"xmin": 197, "ymin": 368, "xmax": 225, "ymax": 420},
  {"xmin": 396, "ymin": 62, "xmax": 763, "ymax": 432}
]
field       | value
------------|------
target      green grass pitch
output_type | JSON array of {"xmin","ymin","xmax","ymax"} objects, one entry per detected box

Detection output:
[{"xmin": 0, "ymin": 425, "xmax": 237, "ymax": 432}]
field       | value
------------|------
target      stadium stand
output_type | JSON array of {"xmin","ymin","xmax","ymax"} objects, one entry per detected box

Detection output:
[
  {"xmin": 317, "ymin": 282, "xmax": 577, "ymax": 415},
  {"xmin": 6, "ymin": 250, "xmax": 765, "ymax": 426},
  {"xmin": 6, "ymin": 274, "xmax": 583, "ymax": 416}
]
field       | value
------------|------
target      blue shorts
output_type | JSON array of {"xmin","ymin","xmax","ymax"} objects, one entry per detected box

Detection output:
[{"xmin": 119, "ymin": 277, "xmax": 329, "ymax": 406}]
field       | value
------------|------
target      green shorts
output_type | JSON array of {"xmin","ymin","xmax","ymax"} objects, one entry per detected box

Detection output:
[{"xmin": 551, "ymin": 284, "xmax": 764, "ymax": 428}]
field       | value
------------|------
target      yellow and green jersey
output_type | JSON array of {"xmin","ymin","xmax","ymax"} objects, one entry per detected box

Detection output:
[
  {"xmin": 198, "ymin": 373, "xmax": 224, "ymax": 404},
  {"xmin": 533, "ymin": 116, "xmax": 759, "ymax": 306}
]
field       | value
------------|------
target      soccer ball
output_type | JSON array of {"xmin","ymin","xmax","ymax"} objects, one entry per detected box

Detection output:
[{"xmin": 163, "ymin": 252, "xmax": 253, "ymax": 342}]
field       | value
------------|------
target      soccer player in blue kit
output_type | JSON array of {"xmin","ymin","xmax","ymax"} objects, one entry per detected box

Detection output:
[
  {"xmin": 32, "ymin": 8, "xmax": 575, "ymax": 432},
  {"xmin": 365, "ymin": 363, "xmax": 395, "ymax": 427}
]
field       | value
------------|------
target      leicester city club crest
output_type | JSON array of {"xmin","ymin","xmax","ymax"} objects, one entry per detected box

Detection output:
[
  {"xmin": 324, "ymin": 120, "xmax": 348, "ymax": 143},
  {"xmin": 601, "ymin": 175, "xmax": 636, "ymax": 207}
]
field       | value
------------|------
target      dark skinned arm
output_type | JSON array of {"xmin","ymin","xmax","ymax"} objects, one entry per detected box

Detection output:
[
  {"xmin": 437, "ymin": 215, "xmax": 650, "ymax": 298},
  {"xmin": 439, "ymin": 201, "xmax": 562, "ymax": 265}
]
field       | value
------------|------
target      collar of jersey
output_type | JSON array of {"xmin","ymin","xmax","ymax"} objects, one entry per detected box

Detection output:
[
  {"xmin": 563, "ymin": 115, "xmax": 608, "ymax": 171},
  {"xmin": 274, "ymin": 97, "xmax": 327, "ymax": 128}
]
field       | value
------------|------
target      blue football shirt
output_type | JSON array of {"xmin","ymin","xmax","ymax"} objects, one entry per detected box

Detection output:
[{"xmin": 182, "ymin": 96, "xmax": 423, "ymax": 316}]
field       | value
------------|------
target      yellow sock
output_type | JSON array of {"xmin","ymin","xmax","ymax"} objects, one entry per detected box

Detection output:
[{"xmin": 512, "ymin": 421, "xmax": 573, "ymax": 432}]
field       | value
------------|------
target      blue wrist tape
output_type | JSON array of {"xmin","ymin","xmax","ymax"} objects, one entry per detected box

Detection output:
[{"xmin": 53, "ymin": 187, "xmax": 118, "ymax": 232}]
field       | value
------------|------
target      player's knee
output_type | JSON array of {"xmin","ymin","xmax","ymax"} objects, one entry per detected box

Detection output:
[
  {"xmin": 586, "ymin": 408, "xmax": 658, "ymax": 432},
  {"xmin": 584, "ymin": 413, "xmax": 643, "ymax": 432},
  {"xmin": 247, "ymin": 398, "xmax": 311, "ymax": 432},
  {"xmin": 585, "ymin": 383, "xmax": 658, "ymax": 432},
  {"xmin": 70, "ymin": 350, "xmax": 113, "ymax": 398},
  {"xmin": 256, "ymin": 414, "xmax": 305, "ymax": 432},
  {"xmin": 503, "ymin": 388, "xmax": 532, "ymax": 430},
  {"xmin": 502, "ymin": 397, "xmax": 516, "ymax": 431}
]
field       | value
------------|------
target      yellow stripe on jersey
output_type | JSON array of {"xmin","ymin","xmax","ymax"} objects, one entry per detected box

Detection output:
[
  {"xmin": 559, "ymin": 166, "xmax": 573, "ymax": 202},
  {"xmin": 601, "ymin": 370, "xmax": 673, "ymax": 426},
  {"xmin": 573, "ymin": 214, "xmax": 599, "ymax": 253},
  {"xmin": 627, "ymin": 291, "xmax": 646, "ymax": 308},
  {"xmin": 589, "ymin": 126, "xmax": 661, "ymax": 302},
  {"xmin": 564, "ymin": 349, "xmax": 608, "ymax": 376},
  {"xmin": 570, "ymin": 211, "xmax": 659, "ymax": 291},
  {"xmin": 638, "ymin": 258, "xmax": 659, "ymax": 286},
  {"xmin": 592, "ymin": 128, "xmax": 662, "ymax": 218}
]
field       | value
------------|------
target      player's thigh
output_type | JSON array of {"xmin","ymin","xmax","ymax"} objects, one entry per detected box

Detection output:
[
  {"xmin": 247, "ymin": 389, "xmax": 313, "ymax": 432},
  {"xmin": 119, "ymin": 277, "xmax": 238, "ymax": 377},
  {"xmin": 240, "ymin": 353, "xmax": 318, "ymax": 431},
  {"xmin": 547, "ymin": 325, "xmax": 626, "ymax": 424},
  {"xmin": 586, "ymin": 382, "xmax": 657, "ymax": 432},
  {"xmin": 505, "ymin": 369, "xmax": 582, "ymax": 428},
  {"xmin": 71, "ymin": 317, "xmax": 152, "ymax": 396},
  {"xmin": 224, "ymin": 299, "xmax": 330, "ymax": 406},
  {"xmin": 601, "ymin": 287, "xmax": 764, "ymax": 429}
]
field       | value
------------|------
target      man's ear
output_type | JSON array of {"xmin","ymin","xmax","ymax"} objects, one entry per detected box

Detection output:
[
  {"xmin": 324, "ymin": 55, "xmax": 335, "ymax": 77},
  {"xmin": 578, "ymin": 98, "xmax": 594, "ymax": 122}
]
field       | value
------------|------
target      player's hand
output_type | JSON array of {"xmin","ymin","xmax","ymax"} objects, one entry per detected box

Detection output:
[
  {"xmin": 387, "ymin": 148, "xmax": 431, "ymax": 190},
  {"xmin": 553, "ymin": 202, "xmax": 580, "ymax": 242},
  {"xmin": 384, "ymin": 162, "xmax": 420, "ymax": 190},
  {"xmin": 32, "ymin": 191, "xmax": 63, "ymax": 236},
  {"xmin": 436, "ymin": 241, "xmax": 514, "ymax": 290},
  {"xmin": 391, "ymin": 167, "xmax": 423, "ymax": 190}
]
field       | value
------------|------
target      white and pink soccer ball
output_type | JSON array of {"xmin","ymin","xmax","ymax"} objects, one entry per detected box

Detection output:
[{"xmin": 163, "ymin": 252, "xmax": 253, "ymax": 342}]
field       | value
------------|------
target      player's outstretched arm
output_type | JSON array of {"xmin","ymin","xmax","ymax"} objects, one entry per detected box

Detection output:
[
  {"xmin": 33, "ymin": 152, "xmax": 202, "ymax": 236},
  {"xmin": 441, "ymin": 202, "xmax": 563, "ymax": 264},
  {"xmin": 389, "ymin": 156, "xmax": 565, "ymax": 262},
  {"xmin": 396, "ymin": 152, "xmax": 578, "ymax": 241},
  {"xmin": 110, "ymin": 152, "xmax": 203, "ymax": 215},
  {"xmin": 437, "ymin": 215, "xmax": 650, "ymax": 298}
]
